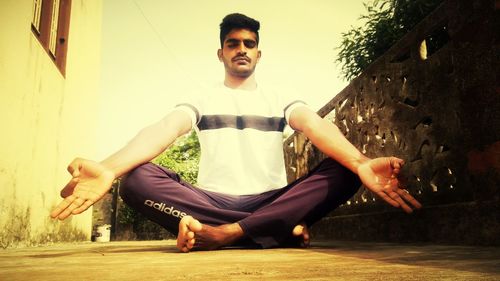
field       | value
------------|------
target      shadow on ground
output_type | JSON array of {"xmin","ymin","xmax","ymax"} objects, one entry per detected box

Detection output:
[
  {"xmin": 1, "ymin": 240, "xmax": 499, "ymax": 281},
  {"xmin": 309, "ymin": 241, "xmax": 500, "ymax": 275}
]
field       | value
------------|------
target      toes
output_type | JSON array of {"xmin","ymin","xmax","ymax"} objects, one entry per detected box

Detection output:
[
  {"xmin": 303, "ymin": 230, "xmax": 310, "ymax": 241},
  {"xmin": 179, "ymin": 215, "xmax": 193, "ymax": 229},
  {"xmin": 177, "ymin": 216, "xmax": 202, "ymax": 252},
  {"xmin": 189, "ymin": 218, "xmax": 203, "ymax": 232},
  {"xmin": 187, "ymin": 238, "xmax": 195, "ymax": 249},
  {"xmin": 302, "ymin": 226, "xmax": 311, "ymax": 246},
  {"xmin": 293, "ymin": 223, "xmax": 311, "ymax": 247},
  {"xmin": 292, "ymin": 225, "xmax": 304, "ymax": 236},
  {"xmin": 176, "ymin": 237, "xmax": 185, "ymax": 251},
  {"xmin": 177, "ymin": 216, "xmax": 191, "ymax": 250}
]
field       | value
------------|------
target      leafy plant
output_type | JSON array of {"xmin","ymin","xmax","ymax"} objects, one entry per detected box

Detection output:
[
  {"xmin": 337, "ymin": 0, "xmax": 443, "ymax": 81},
  {"xmin": 116, "ymin": 131, "xmax": 200, "ymax": 238},
  {"xmin": 152, "ymin": 130, "xmax": 200, "ymax": 184}
]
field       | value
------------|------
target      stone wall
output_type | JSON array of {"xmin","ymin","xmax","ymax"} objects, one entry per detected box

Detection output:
[{"xmin": 284, "ymin": 0, "xmax": 499, "ymax": 245}]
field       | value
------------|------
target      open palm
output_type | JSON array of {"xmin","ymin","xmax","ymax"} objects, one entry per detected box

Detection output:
[
  {"xmin": 50, "ymin": 158, "xmax": 115, "ymax": 220},
  {"xmin": 357, "ymin": 157, "xmax": 422, "ymax": 213}
]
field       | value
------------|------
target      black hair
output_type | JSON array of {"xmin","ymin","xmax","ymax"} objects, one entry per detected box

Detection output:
[{"xmin": 219, "ymin": 13, "xmax": 260, "ymax": 48}]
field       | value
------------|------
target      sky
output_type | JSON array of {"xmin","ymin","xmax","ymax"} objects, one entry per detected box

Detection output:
[{"xmin": 97, "ymin": 0, "xmax": 367, "ymax": 159}]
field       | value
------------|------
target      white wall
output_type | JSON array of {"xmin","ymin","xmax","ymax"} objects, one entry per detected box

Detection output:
[{"xmin": 0, "ymin": 0, "xmax": 102, "ymax": 247}]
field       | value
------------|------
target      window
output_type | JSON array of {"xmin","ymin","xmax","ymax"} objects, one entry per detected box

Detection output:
[{"xmin": 31, "ymin": 0, "xmax": 72, "ymax": 76}]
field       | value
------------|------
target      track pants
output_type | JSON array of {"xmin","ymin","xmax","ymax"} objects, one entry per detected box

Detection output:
[{"xmin": 119, "ymin": 157, "xmax": 361, "ymax": 248}]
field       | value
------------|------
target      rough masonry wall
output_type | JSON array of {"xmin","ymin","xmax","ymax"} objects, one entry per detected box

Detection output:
[{"xmin": 284, "ymin": 0, "xmax": 499, "ymax": 245}]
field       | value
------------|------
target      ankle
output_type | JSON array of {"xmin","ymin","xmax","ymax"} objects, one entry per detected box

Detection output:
[{"xmin": 220, "ymin": 223, "xmax": 244, "ymax": 241}]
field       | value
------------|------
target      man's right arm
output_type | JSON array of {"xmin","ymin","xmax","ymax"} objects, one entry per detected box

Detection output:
[
  {"xmin": 100, "ymin": 109, "xmax": 192, "ymax": 178},
  {"xmin": 51, "ymin": 109, "xmax": 192, "ymax": 220}
]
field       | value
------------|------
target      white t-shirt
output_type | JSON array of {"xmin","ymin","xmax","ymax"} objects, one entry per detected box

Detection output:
[{"xmin": 174, "ymin": 83, "xmax": 306, "ymax": 195}]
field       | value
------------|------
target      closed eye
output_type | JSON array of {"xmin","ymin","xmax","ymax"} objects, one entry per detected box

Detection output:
[
  {"xmin": 224, "ymin": 39, "xmax": 257, "ymax": 49},
  {"xmin": 243, "ymin": 40, "xmax": 256, "ymax": 48}
]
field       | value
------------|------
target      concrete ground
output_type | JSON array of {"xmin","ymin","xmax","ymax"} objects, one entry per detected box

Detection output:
[{"xmin": 1, "ymin": 240, "xmax": 499, "ymax": 281}]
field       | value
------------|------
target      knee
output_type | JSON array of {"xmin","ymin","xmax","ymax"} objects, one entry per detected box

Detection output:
[
  {"xmin": 339, "ymin": 165, "xmax": 362, "ymax": 195},
  {"xmin": 343, "ymin": 165, "xmax": 361, "ymax": 189},
  {"xmin": 321, "ymin": 159, "xmax": 362, "ymax": 198},
  {"xmin": 119, "ymin": 163, "xmax": 157, "ymax": 199},
  {"xmin": 338, "ymin": 169, "xmax": 362, "ymax": 204}
]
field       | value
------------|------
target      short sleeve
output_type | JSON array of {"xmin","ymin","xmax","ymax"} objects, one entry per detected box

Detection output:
[
  {"xmin": 173, "ymin": 104, "xmax": 198, "ymax": 129},
  {"xmin": 284, "ymin": 100, "xmax": 308, "ymax": 123},
  {"xmin": 173, "ymin": 89, "xmax": 203, "ymax": 129},
  {"xmin": 279, "ymin": 87, "xmax": 309, "ymax": 124}
]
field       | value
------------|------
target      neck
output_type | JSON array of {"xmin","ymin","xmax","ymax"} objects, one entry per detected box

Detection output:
[{"xmin": 224, "ymin": 73, "xmax": 257, "ymax": 90}]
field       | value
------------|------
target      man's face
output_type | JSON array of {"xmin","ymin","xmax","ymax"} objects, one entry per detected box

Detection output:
[{"xmin": 218, "ymin": 28, "xmax": 261, "ymax": 78}]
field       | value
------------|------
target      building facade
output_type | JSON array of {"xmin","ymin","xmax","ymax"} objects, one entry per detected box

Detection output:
[{"xmin": 0, "ymin": 0, "xmax": 102, "ymax": 247}]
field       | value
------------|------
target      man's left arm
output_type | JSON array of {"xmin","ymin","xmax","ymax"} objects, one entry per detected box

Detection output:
[{"xmin": 288, "ymin": 106, "xmax": 422, "ymax": 213}]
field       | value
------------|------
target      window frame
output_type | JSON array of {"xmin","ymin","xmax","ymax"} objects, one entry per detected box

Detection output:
[{"xmin": 31, "ymin": 0, "xmax": 72, "ymax": 76}]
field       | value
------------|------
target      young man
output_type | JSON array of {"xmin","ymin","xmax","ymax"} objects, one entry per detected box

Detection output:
[{"xmin": 51, "ymin": 13, "xmax": 421, "ymax": 252}]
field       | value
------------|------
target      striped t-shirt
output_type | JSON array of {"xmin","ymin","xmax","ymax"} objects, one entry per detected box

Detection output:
[{"xmin": 175, "ymin": 83, "xmax": 306, "ymax": 195}]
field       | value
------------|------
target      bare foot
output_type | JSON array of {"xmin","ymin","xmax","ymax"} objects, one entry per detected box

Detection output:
[
  {"xmin": 176, "ymin": 216, "xmax": 244, "ymax": 252},
  {"xmin": 292, "ymin": 223, "xmax": 310, "ymax": 247},
  {"xmin": 177, "ymin": 216, "xmax": 202, "ymax": 252}
]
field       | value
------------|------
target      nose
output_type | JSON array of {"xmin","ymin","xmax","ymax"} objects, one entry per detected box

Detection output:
[{"xmin": 236, "ymin": 42, "xmax": 247, "ymax": 55}]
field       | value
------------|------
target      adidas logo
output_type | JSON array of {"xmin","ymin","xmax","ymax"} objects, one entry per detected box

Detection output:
[{"xmin": 144, "ymin": 200, "xmax": 187, "ymax": 218}]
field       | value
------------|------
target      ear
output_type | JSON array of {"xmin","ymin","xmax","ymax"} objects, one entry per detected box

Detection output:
[
  {"xmin": 257, "ymin": 50, "xmax": 262, "ymax": 63},
  {"xmin": 217, "ymin": 49, "xmax": 223, "ymax": 62}
]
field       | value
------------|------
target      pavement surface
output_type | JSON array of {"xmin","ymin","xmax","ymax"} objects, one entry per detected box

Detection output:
[{"xmin": 1, "ymin": 240, "xmax": 499, "ymax": 281}]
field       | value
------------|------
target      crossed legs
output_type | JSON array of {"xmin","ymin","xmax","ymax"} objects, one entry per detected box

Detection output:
[{"xmin": 120, "ymin": 158, "xmax": 360, "ymax": 252}]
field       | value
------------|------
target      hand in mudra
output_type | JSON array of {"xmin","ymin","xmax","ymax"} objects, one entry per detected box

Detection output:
[
  {"xmin": 50, "ymin": 158, "xmax": 115, "ymax": 220},
  {"xmin": 357, "ymin": 157, "xmax": 422, "ymax": 213}
]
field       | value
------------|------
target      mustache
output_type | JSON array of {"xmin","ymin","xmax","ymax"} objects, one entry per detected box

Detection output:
[{"xmin": 232, "ymin": 55, "xmax": 250, "ymax": 62}]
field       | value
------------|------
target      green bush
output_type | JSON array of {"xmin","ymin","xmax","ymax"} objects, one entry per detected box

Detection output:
[
  {"xmin": 337, "ymin": 0, "xmax": 443, "ymax": 81},
  {"xmin": 117, "ymin": 131, "xmax": 200, "ymax": 239},
  {"xmin": 152, "ymin": 130, "xmax": 200, "ymax": 184}
]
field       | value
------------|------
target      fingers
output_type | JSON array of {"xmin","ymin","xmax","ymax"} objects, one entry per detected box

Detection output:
[
  {"xmin": 390, "ymin": 191, "xmax": 413, "ymax": 213},
  {"xmin": 388, "ymin": 158, "xmax": 423, "ymax": 212},
  {"xmin": 61, "ymin": 158, "xmax": 84, "ymax": 199},
  {"xmin": 376, "ymin": 191, "xmax": 400, "ymax": 208},
  {"xmin": 60, "ymin": 177, "xmax": 79, "ymax": 198},
  {"xmin": 67, "ymin": 158, "xmax": 83, "ymax": 178},
  {"xmin": 72, "ymin": 199, "xmax": 95, "ymax": 215},
  {"xmin": 50, "ymin": 195, "xmax": 95, "ymax": 220},
  {"xmin": 61, "ymin": 197, "xmax": 84, "ymax": 219},
  {"xmin": 379, "ymin": 188, "xmax": 414, "ymax": 213},
  {"xmin": 50, "ymin": 196, "xmax": 74, "ymax": 219},
  {"xmin": 396, "ymin": 188, "xmax": 422, "ymax": 210},
  {"xmin": 378, "ymin": 183, "xmax": 422, "ymax": 214},
  {"xmin": 390, "ymin": 157, "xmax": 405, "ymax": 175},
  {"xmin": 50, "ymin": 195, "xmax": 82, "ymax": 220},
  {"xmin": 364, "ymin": 157, "xmax": 421, "ymax": 213}
]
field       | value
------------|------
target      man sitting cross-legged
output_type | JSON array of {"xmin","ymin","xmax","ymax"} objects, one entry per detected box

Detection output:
[{"xmin": 50, "ymin": 13, "xmax": 421, "ymax": 252}]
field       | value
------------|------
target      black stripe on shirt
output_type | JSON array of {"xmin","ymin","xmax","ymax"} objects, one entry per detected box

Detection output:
[{"xmin": 198, "ymin": 115, "xmax": 286, "ymax": 132}]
